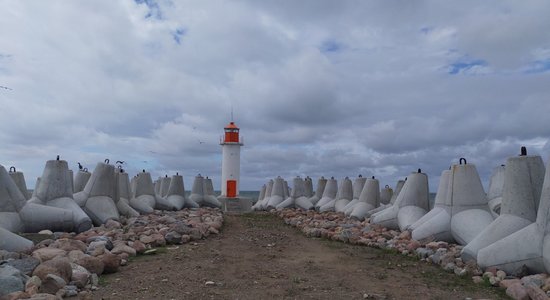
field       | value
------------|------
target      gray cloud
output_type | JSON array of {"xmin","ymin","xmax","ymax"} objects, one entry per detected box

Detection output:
[{"xmin": 1, "ymin": 0, "xmax": 549, "ymax": 193}]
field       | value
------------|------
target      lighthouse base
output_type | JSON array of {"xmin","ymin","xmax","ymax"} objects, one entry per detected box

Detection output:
[{"xmin": 218, "ymin": 196, "xmax": 252, "ymax": 213}]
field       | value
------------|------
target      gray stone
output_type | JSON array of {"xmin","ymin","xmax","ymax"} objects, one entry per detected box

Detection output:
[
  {"xmin": 430, "ymin": 248, "xmax": 447, "ymax": 265},
  {"xmin": 64, "ymin": 284, "xmax": 78, "ymax": 297},
  {"xmin": 1, "ymin": 251, "xmax": 20, "ymax": 260},
  {"xmin": 90, "ymin": 273, "xmax": 99, "ymax": 286},
  {"xmin": 70, "ymin": 263, "xmax": 90, "ymax": 289},
  {"xmin": 5, "ymin": 257, "xmax": 41, "ymax": 276},
  {"xmin": 86, "ymin": 241, "xmax": 107, "ymax": 256},
  {"xmin": 521, "ymin": 274, "xmax": 547, "ymax": 288},
  {"xmin": 361, "ymin": 225, "xmax": 373, "ymax": 233},
  {"xmin": 0, "ymin": 264, "xmax": 26, "ymax": 297},
  {"xmin": 25, "ymin": 275, "xmax": 41, "ymax": 295},
  {"xmin": 85, "ymin": 236, "xmax": 113, "ymax": 251},
  {"xmin": 0, "ymin": 263, "xmax": 27, "ymax": 281},
  {"xmin": 0, "ymin": 274, "xmax": 25, "ymax": 296},
  {"xmin": 39, "ymin": 274, "xmax": 66, "ymax": 294},
  {"xmin": 338, "ymin": 229, "xmax": 353, "ymax": 243},
  {"xmin": 173, "ymin": 222, "xmax": 193, "ymax": 235},
  {"xmin": 443, "ymin": 263, "xmax": 456, "ymax": 272},
  {"xmin": 189, "ymin": 228, "xmax": 202, "ymax": 240},
  {"xmin": 415, "ymin": 247, "xmax": 434, "ymax": 259},
  {"xmin": 165, "ymin": 231, "xmax": 182, "ymax": 244}
]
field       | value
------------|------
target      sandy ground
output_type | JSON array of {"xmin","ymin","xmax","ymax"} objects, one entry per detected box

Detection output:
[{"xmin": 92, "ymin": 213, "xmax": 507, "ymax": 299}]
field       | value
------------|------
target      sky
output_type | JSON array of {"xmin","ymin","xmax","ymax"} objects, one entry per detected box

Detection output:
[{"xmin": 1, "ymin": 0, "xmax": 550, "ymax": 193}]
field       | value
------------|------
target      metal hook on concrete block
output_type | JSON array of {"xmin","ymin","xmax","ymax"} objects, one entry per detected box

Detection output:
[{"xmin": 520, "ymin": 146, "xmax": 527, "ymax": 156}]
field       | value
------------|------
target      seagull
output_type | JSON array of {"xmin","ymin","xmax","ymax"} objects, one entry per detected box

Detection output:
[
  {"xmin": 116, "ymin": 160, "xmax": 124, "ymax": 164},
  {"xmin": 197, "ymin": 139, "xmax": 205, "ymax": 144},
  {"xmin": 0, "ymin": 85, "xmax": 12, "ymax": 90},
  {"xmin": 77, "ymin": 162, "xmax": 83, "ymax": 170}
]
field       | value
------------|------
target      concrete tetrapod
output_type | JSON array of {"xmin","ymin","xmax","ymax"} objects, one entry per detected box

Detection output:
[
  {"xmin": 30, "ymin": 158, "xmax": 92, "ymax": 233},
  {"xmin": 252, "ymin": 183, "xmax": 267, "ymax": 211},
  {"xmin": 412, "ymin": 159, "xmax": 494, "ymax": 244},
  {"xmin": 277, "ymin": 177, "xmax": 302, "ymax": 210},
  {"xmin": 331, "ymin": 177, "xmax": 353, "ymax": 213},
  {"xmin": 365, "ymin": 180, "xmax": 405, "ymax": 218},
  {"xmin": 257, "ymin": 180, "xmax": 274, "ymax": 210},
  {"xmin": 380, "ymin": 185, "xmax": 393, "ymax": 205},
  {"xmin": 203, "ymin": 177, "xmax": 222, "ymax": 208},
  {"xmin": 0, "ymin": 227, "xmax": 33, "ymax": 252},
  {"xmin": 410, "ymin": 170, "xmax": 455, "ymax": 242},
  {"xmin": 308, "ymin": 177, "xmax": 327, "ymax": 206},
  {"xmin": 477, "ymin": 154, "xmax": 550, "ymax": 275},
  {"xmin": 285, "ymin": 181, "xmax": 291, "ymax": 199},
  {"xmin": 259, "ymin": 184, "xmax": 267, "ymax": 200},
  {"xmin": 129, "ymin": 171, "xmax": 157, "ymax": 214},
  {"xmin": 343, "ymin": 175, "xmax": 367, "ymax": 215},
  {"xmin": 266, "ymin": 177, "xmax": 286, "ymax": 209},
  {"xmin": 154, "ymin": 177, "xmax": 161, "ymax": 196},
  {"xmin": 304, "ymin": 177, "xmax": 313, "ymax": 198},
  {"xmin": 73, "ymin": 168, "xmax": 91, "ymax": 193},
  {"xmin": 8, "ymin": 167, "xmax": 29, "ymax": 200},
  {"xmin": 315, "ymin": 177, "xmax": 338, "ymax": 211},
  {"xmin": 74, "ymin": 160, "xmax": 120, "ymax": 226},
  {"xmin": 487, "ymin": 165, "xmax": 506, "ymax": 219},
  {"xmin": 159, "ymin": 175, "xmax": 171, "ymax": 198},
  {"xmin": 114, "ymin": 169, "xmax": 140, "ymax": 218},
  {"xmin": 31, "ymin": 177, "xmax": 40, "ymax": 199},
  {"xmin": 178, "ymin": 174, "xmax": 199, "ymax": 209},
  {"xmin": 189, "ymin": 175, "xmax": 221, "ymax": 208},
  {"xmin": 154, "ymin": 175, "xmax": 179, "ymax": 211},
  {"xmin": 350, "ymin": 176, "xmax": 380, "ymax": 221},
  {"xmin": 0, "ymin": 164, "xmax": 73, "ymax": 235},
  {"xmin": 371, "ymin": 170, "xmax": 429, "ymax": 231},
  {"xmin": 296, "ymin": 177, "xmax": 314, "ymax": 210},
  {"xmin": 1, "ymin": 165, "xmax": 31, "ymax": 233},
  {"xmin": 462, "ymin": 149, "xmax": 545, "ymax": 261},
  {"xmin": 447, "ymin": 159, "xmax": 495, "ymax": 245}
]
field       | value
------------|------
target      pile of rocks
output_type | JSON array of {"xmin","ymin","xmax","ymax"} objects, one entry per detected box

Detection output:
[
  {"xmin": 0, "ymin": 207, "xmax": 223, "ymax": 299},
  {"xmin": 275, "ymin": 208, "xmax": 550, "ymax": 300}
]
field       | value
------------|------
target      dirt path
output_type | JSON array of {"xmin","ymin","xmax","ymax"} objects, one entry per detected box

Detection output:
[{"xmin": 93, "ymin": 213, "xmax": 506, "ymax": 299}]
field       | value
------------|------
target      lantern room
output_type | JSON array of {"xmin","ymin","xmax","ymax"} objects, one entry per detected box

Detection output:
[{"xmin": 224, "ymin": 122, "xmax": 240, "ymax": 143}]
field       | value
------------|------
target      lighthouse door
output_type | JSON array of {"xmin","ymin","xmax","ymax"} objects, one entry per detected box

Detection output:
[{"xmin": 227, "ymin": 180, "xmax": 237, "ymax": 198}]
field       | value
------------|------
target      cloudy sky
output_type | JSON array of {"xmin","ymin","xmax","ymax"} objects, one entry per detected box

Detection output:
[{"xmin": 1, "ymin": 0, "xmax": 549, "ymax": 193}]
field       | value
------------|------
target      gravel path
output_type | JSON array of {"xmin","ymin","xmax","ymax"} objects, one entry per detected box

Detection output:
[{"xmin": 92, "ymin": 213, "xmax": 506, "ymax": 299}]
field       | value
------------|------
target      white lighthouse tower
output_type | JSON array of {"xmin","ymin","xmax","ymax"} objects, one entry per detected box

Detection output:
[{"xmin": 220, "ymin": 121, "xmax": 243, "ymax": 198}]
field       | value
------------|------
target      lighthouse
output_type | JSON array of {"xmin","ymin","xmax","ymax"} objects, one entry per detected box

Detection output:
[{"xmin": 220, "ymin": 121, "xmax": 243, "ymax": 198}]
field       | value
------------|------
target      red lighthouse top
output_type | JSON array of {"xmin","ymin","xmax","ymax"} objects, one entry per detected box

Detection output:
[{"xmin": 223, "ymin": 122, "xmax": 240, "ymax": 143}]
